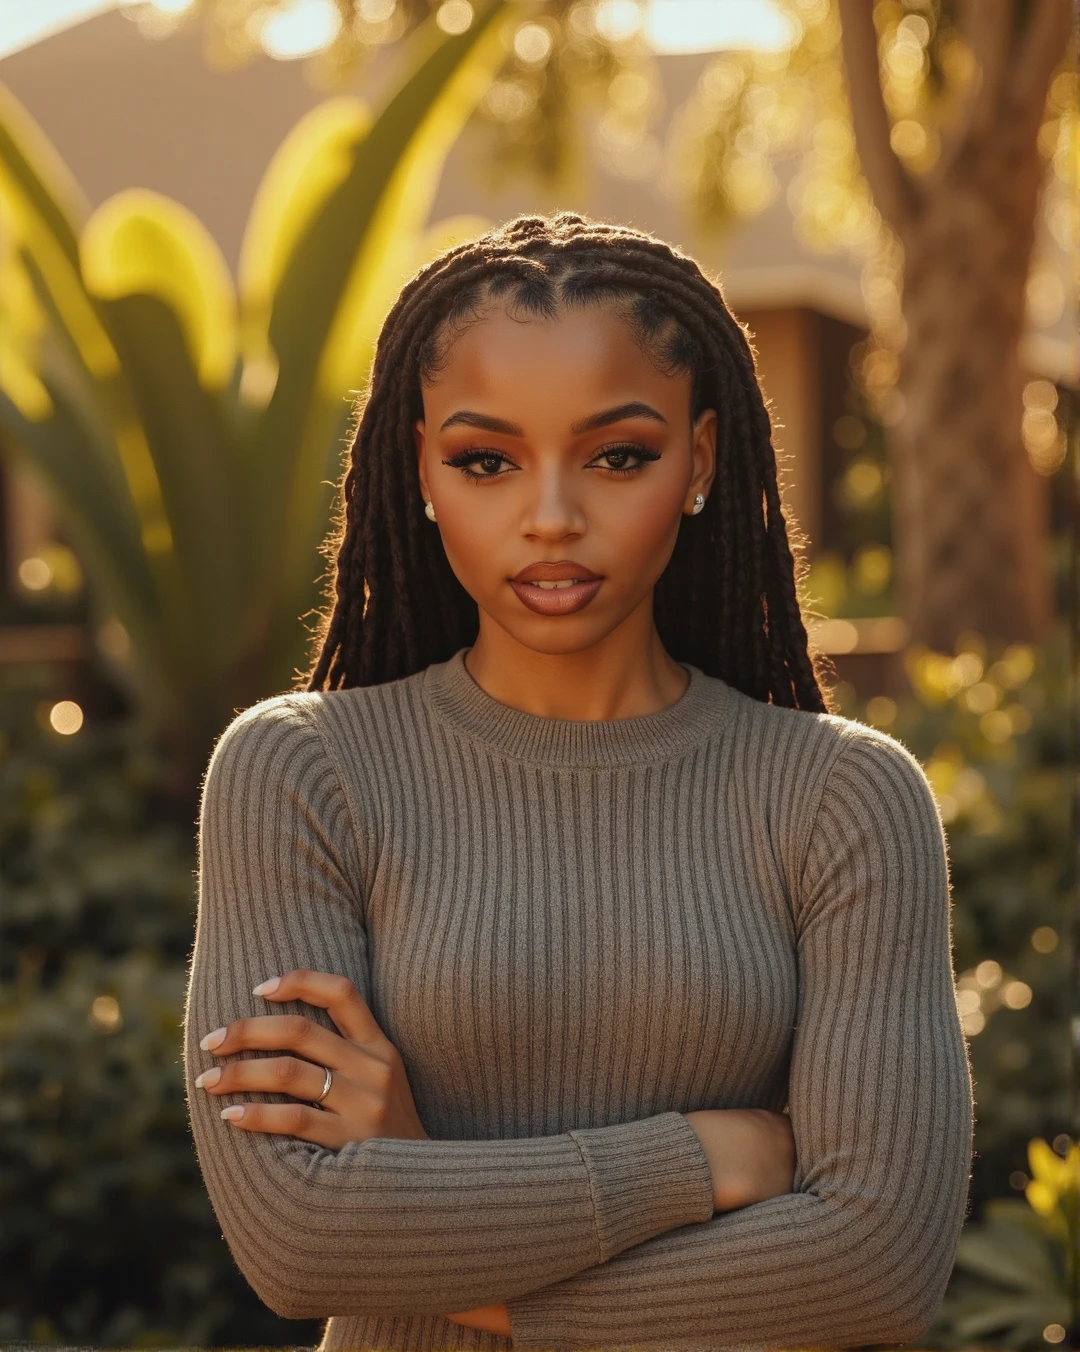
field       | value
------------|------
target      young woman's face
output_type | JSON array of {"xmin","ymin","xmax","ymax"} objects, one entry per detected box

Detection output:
[{"xmin": 414, "ymin": 302, "xmax": 716, "ymax": 656}]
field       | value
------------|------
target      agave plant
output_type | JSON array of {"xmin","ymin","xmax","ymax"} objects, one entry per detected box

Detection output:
[
  {"xmin": 926, "ymin": 1137, "xmax": 1077, "ymax": 1349},
  {"xmin": 0, "ymin": 0, "xmax": 519, "ymax": 802}
]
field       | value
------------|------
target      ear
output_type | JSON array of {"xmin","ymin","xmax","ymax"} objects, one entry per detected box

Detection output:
[
  {"xmin": 690, "ymin": 407, "xmax": 717, "ymax": 500},
  {"xmin": 414, "ymin": 417, "xmax": 428, "ymax": 503}
]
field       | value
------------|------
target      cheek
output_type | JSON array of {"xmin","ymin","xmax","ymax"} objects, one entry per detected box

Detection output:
[
  {"xmin": 432, "ymin": 501, "xmax": 507, "ymax": 587},
  {"xmin": 605, "ymin": 479, "xmax": 686, "ymax": 566}
]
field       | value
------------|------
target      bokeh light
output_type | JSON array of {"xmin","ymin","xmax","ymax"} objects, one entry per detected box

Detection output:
[
  {"xmin": 435, "ymin": 0, "xmax": 473, "ymax": 37},
  {"xmin": 48, "ymin": 701, "xmax": 84, "ymax": 735},
  {"xmin": 89, "ymin": 994, "xmax": 123, "ymax": 1032},
  {"xmin": 257, "ymin": 0, "xmax": 342, "ymax": 60}
]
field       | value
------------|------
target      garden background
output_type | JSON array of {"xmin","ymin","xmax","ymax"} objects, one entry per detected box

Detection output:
[{"xmin": 0, "ymin": 0, "xmax": 1076, "ymax": 1348}]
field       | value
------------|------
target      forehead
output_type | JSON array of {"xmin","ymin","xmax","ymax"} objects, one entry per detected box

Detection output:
[{"xmin": 422, "ymin": 302, "xmax": 681, "ymax": 400}]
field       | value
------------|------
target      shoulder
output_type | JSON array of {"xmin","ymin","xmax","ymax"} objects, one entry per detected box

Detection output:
[
  {"xmin": 206, "ymin": 691, "xmax": 320, "ymax": 771},
  {"xmin": 201, "ymin": 692, "xmax": 348, "ymax": 817},
  {"xmin": 212, "ymin": 667, "xmax": 430, "ymax": 752},
  {"xmin": 719, "ymin": 686, "xmax": 940, "ymax": 888},
  {"xmin": 811, "ymin": 715, "xmax": 938, "ymax": 825},
  {"xmin": 725, "ymin": 683, "xmax": 932, "ymax": 800},
  {"xmin": 203, "ymin": 668, "xmax": 432, "ymax": 798},
  {"xmin": 797, "ymin": 716, "xmax": 947, "ymax": 901}
]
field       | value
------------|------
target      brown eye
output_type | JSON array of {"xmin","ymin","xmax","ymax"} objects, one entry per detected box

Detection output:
[
  {"xmin": 442, "ymin": 450, "xmax": 516, "ymax": 481},
  {"xmin": 590, "ymin": 443, "xmax": 662, "ymax": 476}
]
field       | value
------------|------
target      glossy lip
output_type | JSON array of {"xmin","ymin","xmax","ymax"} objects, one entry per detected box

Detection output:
[
  {"xmin": 510, "ymin": 577, "xmax": 604, "ymax": 616},
  {"xmin": 512, "ymin": 560, "xmax": 602, "ymax": 583}
]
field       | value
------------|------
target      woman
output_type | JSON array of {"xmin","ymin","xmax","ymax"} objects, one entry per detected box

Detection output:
[{"xmin": 184, "ymin": 212, "xmax": 973, "ymax": 1351}]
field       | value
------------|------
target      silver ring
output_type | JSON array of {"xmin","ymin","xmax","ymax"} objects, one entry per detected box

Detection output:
[{"xmin": 313, "ymin": 1064, "xmax": 333, "ymax": 1106}]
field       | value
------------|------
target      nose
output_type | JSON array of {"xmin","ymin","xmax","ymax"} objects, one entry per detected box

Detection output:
[{"xmin": 520, "ymin": 464, "xmax": 587, "ymax": 540}]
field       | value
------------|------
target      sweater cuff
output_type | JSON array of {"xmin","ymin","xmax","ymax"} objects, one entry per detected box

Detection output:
[
  {"xmin": 507, "ymin": 1111, "xmax": 714, "ymax": 1347},
  {"xmin": 571, "ymin": 1110, "xmax": 715, "ymax": 1260}
]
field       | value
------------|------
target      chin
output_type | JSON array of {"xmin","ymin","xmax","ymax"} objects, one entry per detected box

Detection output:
[{"xmin": 486, "ymin": 608, "xmax": 626, "ymax": 659}]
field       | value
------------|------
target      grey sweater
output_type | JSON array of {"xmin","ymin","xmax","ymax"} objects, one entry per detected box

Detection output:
[{"xmin": 183, "ymin": 646, "xmax": 973, "ymax": 1352}]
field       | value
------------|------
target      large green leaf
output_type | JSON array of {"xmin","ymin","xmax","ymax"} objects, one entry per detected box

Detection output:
[
  {"xmin": 81, "ymin": 188, "xmax": 238, "ymax": 391},
  {"xmin": 0, "ymin": 83, "xmax": 121, "ymax": 387},
  {"xmin": 16, "ymin": 246, "xmax": 150, "ymax": 520},
  {"xmin": 0, "ymin": 243, "xmax": 167, "ymax": 648},
  {"xmin": 237, "ymin": 96, "xmax": 374, "ymax": 380},
  {"xmin": 0, "ymin": 80, "xmax": 174, "ymax": 575},
  {"xmin": 949, "ymin": 1292, "xmax": 1070, "ymax": 1341},
  {"xmin": 79, "ymin": 191, "xmax": 251, "ymax": 672},
  {"xmin": 954, "ymin": 1219, "xmax": 1062, "ymax": 1292},
  {"xmin": 0, "ymin": 80, "xmax": 87, "ymax": 269},
  {"xmin": 89, "ymin": 293, "xmax": 251, "ymax": 677}
]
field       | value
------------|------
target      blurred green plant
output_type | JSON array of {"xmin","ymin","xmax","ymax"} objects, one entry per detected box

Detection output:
[
  {"xmin": 0, "ymin": 0, "xmax": 519, "ymax": 804},
  {"xmin": 924, "ymin": 1137, "xmax": 1077, "ymax": 1350},
  {"xmin": 0, "ymin": 663, "xmax": 323, "ymax": 1347}
]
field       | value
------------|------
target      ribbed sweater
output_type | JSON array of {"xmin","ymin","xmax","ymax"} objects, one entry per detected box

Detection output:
[{"xmin": 183, "ymin": 645, "xmax": 974, "ymax": 1352}]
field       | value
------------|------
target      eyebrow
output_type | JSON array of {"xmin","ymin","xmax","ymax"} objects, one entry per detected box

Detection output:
[{"xmin": 438, "ymin": 401, "xmax": 669, "ymax": 436}]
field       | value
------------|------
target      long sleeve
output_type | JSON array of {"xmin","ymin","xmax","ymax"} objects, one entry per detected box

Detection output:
[
  {"xmin": 182, "ymin": 694, "xmax": 715, "ymax": 1323},
  {"xmin": 503, "ymin": 724, "xmax": 975, "ymax": 1350}
]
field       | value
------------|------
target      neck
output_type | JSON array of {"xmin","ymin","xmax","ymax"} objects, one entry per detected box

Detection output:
[{"xmin": 464, "ymin": 616, "xmax": 689, "ymax": 722}]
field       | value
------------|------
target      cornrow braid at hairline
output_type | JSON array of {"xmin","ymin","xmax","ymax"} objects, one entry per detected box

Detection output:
[{"xmin": 299, "ymin": 210, "xmax": 836, "ymax": 713}]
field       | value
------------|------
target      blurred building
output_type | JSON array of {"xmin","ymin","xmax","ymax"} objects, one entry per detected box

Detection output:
[{"xmin": 0, "ymin": 6, "xmax": 1074, "ymax": 700}]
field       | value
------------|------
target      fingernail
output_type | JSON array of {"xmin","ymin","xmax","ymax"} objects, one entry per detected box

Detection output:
[
  {"xmin": 194, "ymin": 1068, "xmax": 221, "ymax": 1089},
  {"xmin": 221, "ymin": 1106, "xmax": 245, "ymax": 1120},
  {"xmin": 200, "ymin": 1027, "xmax": 226, "ymax": 1051},
  {"xmin": 252, "ymin": 977, "xmax": 281, "ymax": 996}
]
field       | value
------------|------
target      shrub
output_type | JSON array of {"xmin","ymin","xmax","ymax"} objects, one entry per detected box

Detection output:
[{"xmin": 0, "ymin": 663, "xmax": 322, "ymax": 1347}]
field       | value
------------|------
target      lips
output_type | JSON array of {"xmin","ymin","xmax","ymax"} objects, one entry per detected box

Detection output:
[
  {"xmin": 509, "ymin": 561, "xmax": 604, "ymax": 615},
  {"xmin": 512, "ymin": 560, "xmax": 602, "ymax": 584}
]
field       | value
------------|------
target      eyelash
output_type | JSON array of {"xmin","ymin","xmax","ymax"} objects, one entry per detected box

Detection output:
[{"xmin": 441, "ymin": 442, "xmax": 662, "ymax": 483}]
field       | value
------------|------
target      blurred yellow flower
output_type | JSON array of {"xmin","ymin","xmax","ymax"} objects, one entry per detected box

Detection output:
[{"xmin": 1025, "ymin": 1137, "xmax": 1079, "ymax": 1243}]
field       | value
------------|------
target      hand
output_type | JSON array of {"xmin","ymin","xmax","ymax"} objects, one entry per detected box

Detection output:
[
  {"xmin": 684, "ymin": 1107, "xmax": 796, "ymax": 1212},
  {"xmin": 194, "ymin": 969, "xmax": 430, "ymax": 1151},
  {"xmin": 443, "ymin": 1303, "xmax": 513, "ymax": 1337}
]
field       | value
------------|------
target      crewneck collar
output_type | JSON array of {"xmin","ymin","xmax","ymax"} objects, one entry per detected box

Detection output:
[{"xmin": 420, "ymin": 647, "xmax": 731, "ymax": 769}]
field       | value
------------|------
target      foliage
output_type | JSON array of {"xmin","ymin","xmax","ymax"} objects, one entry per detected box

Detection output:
[
  {"xmin": 922, "ymin": 1138, "xmax": 1078, "ymax": 1349},
  {"xmin": 0, "ymin": 0, "xmax": 515, "ymax": 798},
  {"xmin": 0, "ymin": 662, "xmax": 322, "ymax": 1347}
]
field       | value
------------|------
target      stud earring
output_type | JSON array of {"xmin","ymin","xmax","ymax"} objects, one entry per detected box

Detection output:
[
  {"xmin": 691, "ymin": 494, "xmax": 705, "ymax": 515},
  {"xmin": 424, "ymin": 501, "xmax": 437, "ymax": 522}
]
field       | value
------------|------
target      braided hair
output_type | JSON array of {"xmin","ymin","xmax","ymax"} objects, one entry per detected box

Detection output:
[{"xmin": 301, "ymin": 210, "xmax": 835, "ymax": 712}]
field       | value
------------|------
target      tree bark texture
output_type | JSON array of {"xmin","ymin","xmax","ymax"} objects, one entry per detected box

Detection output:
[{"xmin": 837, "ymin": 0, "xmax": 1073, "ymax": 652}]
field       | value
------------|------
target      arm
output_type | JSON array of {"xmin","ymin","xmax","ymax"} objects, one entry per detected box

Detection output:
[
  {"xmin": 447, "ymin": 1106, "xmax": 797, "ymax": 1341},
  {"xmin": 183, "ymin": 695, "xmax": 716, "ymax": 1323},
  {"xmin": 503, "ymin": 726, "xmax": 975, "ymax": 1350}
]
